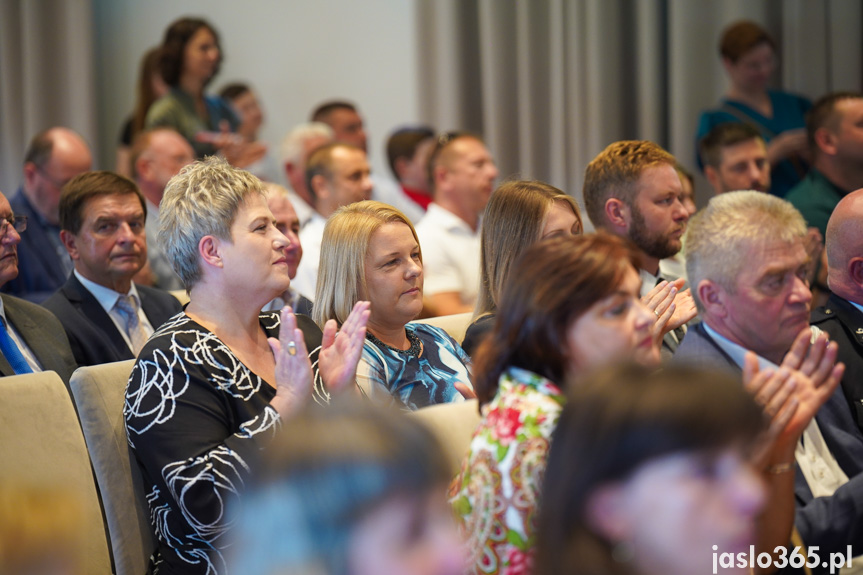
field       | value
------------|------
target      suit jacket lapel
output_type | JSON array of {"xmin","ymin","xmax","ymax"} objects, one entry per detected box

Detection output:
[
  {"xmin": 65, "ymin": 275, "xmax": 132, "ymax": 359},
  {"xmin": 4, "ymin": 296, "xmax": 63, "ymax": 372}
]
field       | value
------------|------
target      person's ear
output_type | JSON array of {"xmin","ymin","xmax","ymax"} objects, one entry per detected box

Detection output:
[
  {"xmin": 394, "ymin": 156, "xmax": 410, "ymax": 181},
  {"xmin": 604, "ymin": 198, "xmax": 629, "ymax": 231},
  {"xmin": 697, "ymin": 279, "xmax": 725, "ymax": 318},
  {"xmin": 59, "ymin": 229, "xmax": 78, "ymax": 261},
  {"xmin": 22, "ymin": 162, "xmax": 39, "ymax": 189},
  {"xmin": 815, "ymin": 127, "xmax": 838, "ymax": 157},
  {"xmin": 849, "ymin": 257, "xmax": 863, "ymax": 288},
  {"xmin": 198, "ymin": 235, "xmax": 223, "ymax": 268},
  {"xmin": 310, "ymin": 174, "xmax": 329, "ymax": 201},
  {"xmin": 585, "ymin": 483, "xmax": 631, "ymax": 542}
]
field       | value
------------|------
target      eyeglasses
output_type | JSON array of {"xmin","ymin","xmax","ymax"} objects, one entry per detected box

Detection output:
[{"xmin": 0, "ymin": 216, "xmax": 27, "ymax": 236}]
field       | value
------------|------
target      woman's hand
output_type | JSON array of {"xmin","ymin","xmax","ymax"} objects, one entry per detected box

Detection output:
[
  {"xmin": 268, "ymin": 307, "xmax": 313, "ymax": 419},
  {"xmin": 319, "ymin": 301, "xmax": 371, "ymax": 394},
  {"xmin": 765, "ymin": 128, "xmax": 808, "ymax": 166}
]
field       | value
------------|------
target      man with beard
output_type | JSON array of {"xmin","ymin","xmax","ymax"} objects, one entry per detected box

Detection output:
[
  {"xmin": 583, "ymin": 140, "xmax": 696, "ymax": 356},
  {"xmin": 43, "ymin": 171, "xmax": 182, "ymax": 367},
  {"xmin": 699, "ymin": 122, "xmax": 771, "ymax": 195}
]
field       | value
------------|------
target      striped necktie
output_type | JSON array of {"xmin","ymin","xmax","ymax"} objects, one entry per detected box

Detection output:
[{"xmin": 0, "ymin": 318, "xmax": 33, "ymax": 374}]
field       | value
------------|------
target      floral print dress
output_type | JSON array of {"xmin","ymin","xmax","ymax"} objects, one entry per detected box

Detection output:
[{"xmin": 449, "ymin": 366, "xmax": 565, "ymax": 575}]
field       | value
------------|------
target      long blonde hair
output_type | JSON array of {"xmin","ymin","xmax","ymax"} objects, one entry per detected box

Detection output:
[{"xmin": 475, "ymin": 180, "xmax": 582, "ymax": 318}]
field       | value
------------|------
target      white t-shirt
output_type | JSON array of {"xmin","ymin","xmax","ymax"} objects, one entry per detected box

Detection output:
[{"xmin": 414, "ymin": 203, "xmax": 480, "ymax": 306}]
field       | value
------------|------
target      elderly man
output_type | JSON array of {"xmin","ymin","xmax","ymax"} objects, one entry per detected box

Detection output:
[
  {"xmin": 131, "ymin": 128, "xmax": 195, "ymax": 290},
  {"xmin": 280, "ymin": 122, "xmax": 334, "ymax": 229},
  {"xmin": 675, "ymin": 190, "xmax": 863, "ymax": 565},
  {"xmin": 43, "ymin": 171, "xmax": 182, "ymax": 367},
  {"xmin": 583, "ymin": 140, "xmax": 697, "ymax": 355},
  {"xmin": 813, "ymin": 189, "xmax": 863, "ymax": 434},
  {"xmin": 0, "ymin": 188, "xmax": 76, "ymax": 382},
  {"xmin": 415, "ymin": 132, "xmax": 498, "ymax": 316},
  {"xmin": 261, "ymin": 183, "xmax": 313, "ymax": 316},
  {"xmin": 699, "ymin": 122, "xmax": 771, "ymax": 195},
  {"xmin": 291, "ymin": 143, "xmax": 373, "ymax": 300},
  {"xmin": 786, "ymin": 92, "xmax": 863, "ymax": 237},
  {"xmin": 4, "ymin": 127, "xmax": 92, "ymax": 302}
]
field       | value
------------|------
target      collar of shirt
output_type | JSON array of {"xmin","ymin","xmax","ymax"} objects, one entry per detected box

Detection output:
[
  {"xmin": 702, "ymin": 322, "xmax": 779, "ymax": 372},
  {"xmin": 424, "ymin": 203, "xmax": 479, "ymax": 236},
  {"xmin": 74, "ymin": 269, "xmax": 141, "ymax": 314}
]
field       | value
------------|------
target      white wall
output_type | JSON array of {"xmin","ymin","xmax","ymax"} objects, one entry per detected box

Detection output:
[{"xmin": 92, "ymin": 0, "xmax": 423, "ymax": 181}]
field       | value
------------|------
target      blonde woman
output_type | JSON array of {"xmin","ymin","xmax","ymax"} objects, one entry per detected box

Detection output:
[
  {"xmin": 315, "ymin": 200, "xmax": 472, "ymax": 410},
  {"xmin": 462, "ymin": 180, "xmax": 582, "ymax": 355}
]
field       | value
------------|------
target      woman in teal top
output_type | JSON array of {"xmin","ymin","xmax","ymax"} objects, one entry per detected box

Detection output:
[
  {"xmin": 695, "ymin": 20, "xmax": 811, "ymax": 197},
  {"xmin": 145, "ymin": 18, "xmax": 243, "ymax": 160}
]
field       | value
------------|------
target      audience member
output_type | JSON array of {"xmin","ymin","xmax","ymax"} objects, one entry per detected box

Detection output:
[
  {"xmin": 814, "ymin": 189, "xmax": 863, "ymax": 432},
  {"xmin": 219, "ymin": 81, "xmax": 280, "ymax": 182},
  {"xmin": 261, "ymin": 183, "xmax": 313, "ymax": 316},
  {"xmin": 699, "ymin": 122, "xmax": 771, "ymax": 195},
  {"xmin": 786, "ymin": 92, "xmax": 863, "ymax": 237},
  {"xmin": 145, "ymin": 17, "xmax": 263, "ymax": 167},
  {"xmin": 658, "ymin": 163, "xmax": 697, "ymax": 280},
  {"xmin": 675, "ymin": 190, "xmax": 856, "ymax": 563},
  {"xmin": 130, "ymin": 128, "xmax": 195, "ymax": 290},
  {"xmin": 415, "ymin": 132, "xmax": 498, "ymax": 316},
  {"xmin": 583, "ymin": 140, "xmax": 697, "ymax": 357},
  {"xmin": 0, "ymin": 189, "xmax": 76, "ymax": 382},
  {"xmin": 385, "ymin": 125, "xmax": 436, "ymax": 223},
  {"xmin": 228, "ymin": 400, "xmax": 464, "ymax": 575},
  {"xmin": 124, "ymin": 156, "xmax": 369, "ymax": 574},
  {"xmin": 43, "ymin": 171, "xmax": 182, "ymax": 367},
  {"xmin": 280, "ymin": 122, "xmax": 335, "ymax": 228},
  {"xmin": 5, "ymin": 127, "xmax": 92, "ymax": 302},
  {"xmin": 311, "ymin": 100, "xmax": 420, "ymax": 220},
  {"xmin": 695, "ymin": 20, "xmax": 811, "ymax": 197},
  {"xmin": 115, "ymin": 46, "xmax": 168, "ymax": 178},
  {"xmin": 462, "ymin": 180, "xmax": 582, "ymax": 356},
  {"xmin": 292, "ymin": 142, "xmax": 373, "ymax": 299},
  {"xmin": 535, "ymin": 364, "xmax": 766, "ymax": 575},
  {"xmin": 314, "ymin": 201, "xmax": 472, "ymax": 410},
  {"xmin": 450, "ymin": 234, "xmax": 659, "ymax": 575}
]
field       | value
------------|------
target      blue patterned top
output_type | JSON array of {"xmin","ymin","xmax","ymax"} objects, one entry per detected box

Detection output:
[{"xmin": 357, "ymin": 323, "xmax": 472, "ymax": 410}]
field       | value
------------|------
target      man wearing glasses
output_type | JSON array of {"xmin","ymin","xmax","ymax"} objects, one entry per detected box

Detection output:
[
  {"xmin": 0, "ymin": 189, "xmax": 77, "ymax": 382},
  {"xmin": 4, "ymin": 127, "xmax": 92, "ymax": 302}
]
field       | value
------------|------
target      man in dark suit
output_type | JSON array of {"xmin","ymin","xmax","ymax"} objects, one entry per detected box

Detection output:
[
  {"xmin": 43, "ymin": 171, "xmax": 182, "ymax": 367},
  {"xmin": 4, "ymin": 127, "xmax": 93, "ymax": 302},
  {"xmin": 0, "ymin": 189, "xmax": 77, "ymax": 383},
  {"xmin": 813, "ymin": 188, "xmax": 863, "ymax": 433},
  {"xmin": 675, "ymin": 190, "xmax": 863, "ymax": 568}
]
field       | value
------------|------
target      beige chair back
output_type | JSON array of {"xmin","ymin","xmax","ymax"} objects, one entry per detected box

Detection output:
[
  {"xmin": 411, "ymin": 312, "xmax": 472, "ymax": 344},
  {"xmin": 70, "ymin": 360, "xmax": 155, "ymax": 575},
  {"xmin": 411, "ymin": 399, "xmax": 481, "ymax": 474},
  {"xmin": 0, "ymin": 371, "xmax": 112, "ymax": 574}
]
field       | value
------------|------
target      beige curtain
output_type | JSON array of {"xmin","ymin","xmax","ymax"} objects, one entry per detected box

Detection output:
[
  {"xmin": 416, "ymin": 0, "xmax": 863, "ymax": 223},
  {"xmin": 0, "ymin": 0, "xmax": 97, "ymax": 195}
]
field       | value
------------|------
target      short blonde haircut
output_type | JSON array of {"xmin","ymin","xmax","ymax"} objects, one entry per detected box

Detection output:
[
  {"xmin": 476, "ymin": 180, "xmax": 582, "ymax": 318},
  {"xmin": 313, "ymin": 201, "xmax": 421, "ymax": 328},
  {"xmin": 582, "ymin": 140, "xmax": 675, "ymax": 230},
  {"xmin": 685, "ymin": 190, "xmax": 807, "ymax": 311},
  {"xmin": 159, "ymin": 156, "xmax": 265, "ymax": 290}
]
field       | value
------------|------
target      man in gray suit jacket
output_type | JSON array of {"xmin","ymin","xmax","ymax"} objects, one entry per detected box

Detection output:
[
  {"xmin": 675, "ymin": 190, "xmax": 863, "ymax": 570},
  {"xmin": 0, "ymin": 189, "xmax": 77, "ymax": 384},
  {"xmin": 43, "ymin": 171, "xmax": 182, "ymax": 367}
]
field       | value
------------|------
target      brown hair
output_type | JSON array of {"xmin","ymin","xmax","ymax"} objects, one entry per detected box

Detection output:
[
  {"xmin": 159, "ymin": 17, "xmax": 222, "ymax": 87},
  {"xmin": 475, "ymin": 180, "xmax": 582, "ymax": 318},
  {"xmin": 698, "ymin": 122, "xmax": 764, "ymax": 169},
  {"xmin": 472, "ymin": 233, "xmax": 641, "ymax": 405},
  {"xmin": 304, "ymin": 142, "xmax": 363, "ymax": 203},
  {"xmin": 719, "ymin": 20, "xmax": 776, "ymax": 63},
  {"xmin": 806, "ymin": 91, "xmax": 863, "ymax": 155},
  {"xmin": 535, "ymin": 363, "xmax": 765, "ymax": 575},
  {"xmin": 582, "ymin": 140, "xmax": 675, "ymax": 230},
  {"xmin": 386, "ymin": 126, "xmax": 435, "ymax": 179},
  {"xmin": 60, "ymin": 171, "xmax": 146, "ymax": 235},
  {"xmin": 131, "ymin": 47, "xmax": 164, "ymax": 137},
  {"xmin": 426, "ymin": 131, "xmax": 483, "ymax": 192}
]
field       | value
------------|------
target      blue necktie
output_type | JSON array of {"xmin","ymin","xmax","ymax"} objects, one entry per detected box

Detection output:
[{"xmin": 0, "ymin": 318, "xmax": 33, "ymax": 374}]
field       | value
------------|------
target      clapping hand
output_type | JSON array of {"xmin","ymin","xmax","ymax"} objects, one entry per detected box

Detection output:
[
  {"xmin": 268, "ymin": 306, "xmax": 313, "ymax": 419},
  {"xmin": 319, "ymin": 301, "xmax": 371, "ymax": 394}
]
